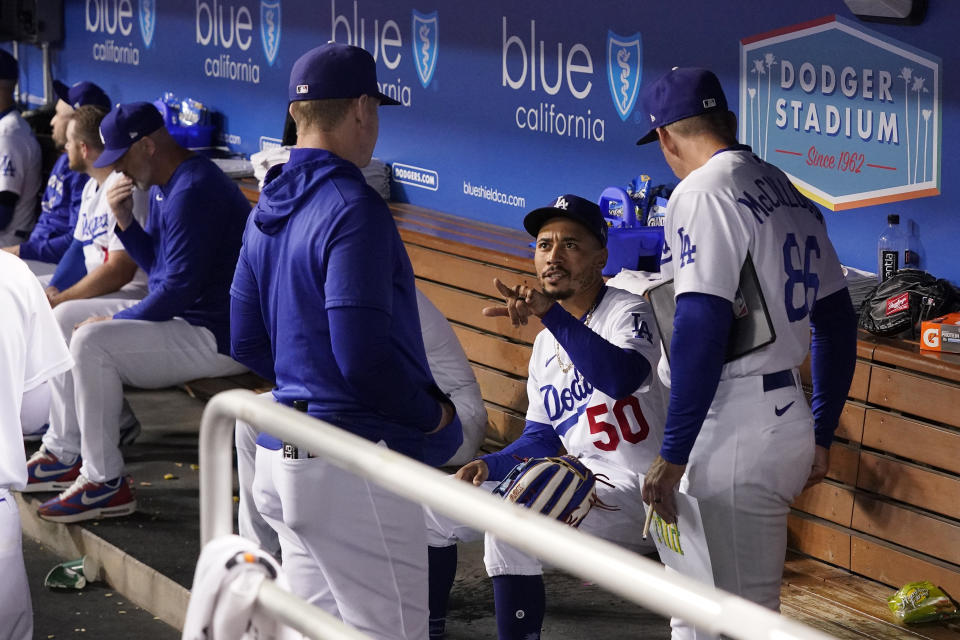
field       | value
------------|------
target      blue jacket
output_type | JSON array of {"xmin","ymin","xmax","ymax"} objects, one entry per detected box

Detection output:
[{"xmin": 115, "ymin": 155, "xmax": 250, "ymax": 354}]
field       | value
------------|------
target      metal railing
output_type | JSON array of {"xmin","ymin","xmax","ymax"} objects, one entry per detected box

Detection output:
[{"xmin": 198, "ymin": 389, "xmax": 835, "ymax": 640}]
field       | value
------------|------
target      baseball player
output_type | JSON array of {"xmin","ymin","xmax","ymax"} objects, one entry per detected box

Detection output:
[
  {"xmin": 0, "ymin": 50, "xmax": 41, "ymax": 249},
  {"xmin": 0, "ymin": 251, "xmax": 74, "ymax": 639},
  {"xmin": 44, "ymin": 105, "xmax": 149, "ymax": 307},
  {"xmin": 24, "ymin": 102, "xmax": 250, "ymax": 521},
  {"xmin": 229, "ymin": 43, "xmax": 461, "ymax": 639},
  {"xmin": 636, "ymin": 68, "xmax": 857, "ymax": 638},
  {"xmin": 425, "ymin": 194, "xmax": 667, "ymax": 640},
  {"xmin": 2, "ymin": 80, "xmax": 111, "ymax": 277}
]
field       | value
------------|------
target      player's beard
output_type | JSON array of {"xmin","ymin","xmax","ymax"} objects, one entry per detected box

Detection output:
[{"xmin": 540, "ymin": 267, "xmax": 573, "ymax": 300}]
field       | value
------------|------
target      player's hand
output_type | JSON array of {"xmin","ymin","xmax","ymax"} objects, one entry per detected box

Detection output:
[
  {"xmin": 804, "ymin": 445, "xmax": 830, "ymax": 490},
  {"xmin": 107, "ymin": 176, "xmax": 136, "ymax": 229},
  {"xmin": 1, "ymin": 244, "xmax": 18, "ymax": 255},
  {"xmin": 641, "ymin": 455, "xmax": 686, "ymax": 525},
  {"xmin": 454, "ymin": 459, "xmax": 489, "ymax": 486},
  {"xmin": 482, "ymin": 278, "xmax": 553, "ymax": 327},
  {"xmin": 74, "ymin": 315, "xmax": 112, "ymax": 331},
  {"xmin": 45, "ymin": 285, "xmax": 60, "ymax": 308}
]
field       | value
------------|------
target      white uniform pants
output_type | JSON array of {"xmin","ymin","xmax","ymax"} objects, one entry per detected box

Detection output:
[
  {"xmin": 20, "ymin": 383, "xmax": 50, "ymax": 435},
  {"xmin": 671, "ymin": 373, "xmax": 814, "ymax": 640},
  {"xmin": 254, "ymin": 445, "xmax": 430, "ymax": 640},
  {"xmin": 43, "ymin": 298, "xmax": 246, "ymax": 482},
  {"xmin": 424, "ymin": 459, "xmax": 655, "ymax": 577},
  {"xmin": 0, "ymin": 490, "xmax": 32, "ymax": 640},
  {"xmin": 235, "ymin": 394, "xmax": 281, "ymax": 558}
]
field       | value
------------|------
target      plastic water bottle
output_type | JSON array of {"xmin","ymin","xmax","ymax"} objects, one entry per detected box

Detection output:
[{"xmin": 877, "ymin": 214, "xmax": 908, "ymax": 282}]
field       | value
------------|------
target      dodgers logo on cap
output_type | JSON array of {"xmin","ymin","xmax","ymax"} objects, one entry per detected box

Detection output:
[
  {"xmin": 606, "ymin": 31, "xmax": 642, "ymax": 122},
  {"xmin": 523, "ymin": 194, "xmax": 607, "ymax": 248},
  {"xmin": 261, "ymin": 0, "xmax": 281, "ymax": 66},
  {"xmin": 412, "ymin": 10, "xmax": 439, "ymax": 88}
]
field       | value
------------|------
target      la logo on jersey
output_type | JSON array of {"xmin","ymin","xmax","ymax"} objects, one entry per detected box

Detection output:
[
  {"xmin": 554, "ymin": 196, "xmax": 569, "ymax": 209},
  {"xmin": 632, "ymin": 313, "xmax": 653, "ymax": 343},
  {"xmin": 677, "ymin": 227, "xmax": 696, "ymax": 267},
  {"xmin": 0, "ymin": 154, "xmax": 15, "ymax": 177}
]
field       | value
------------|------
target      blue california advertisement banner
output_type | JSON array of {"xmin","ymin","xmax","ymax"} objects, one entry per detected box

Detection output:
[
  {"xmin": 740, "ymin": 15, "xmax": 941, "ymax": 211},
  {"xmin": 38, "ymin": 0, "xmax": 653, "ymax": 229}
]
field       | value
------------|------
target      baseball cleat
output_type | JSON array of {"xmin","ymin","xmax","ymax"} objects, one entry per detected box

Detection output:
[
  {"xmin": 23, "ymin": 446, "xmax": 82, "ymax": 492},
  {"xmin": 37, "ymin": 475, "xmax": 137, "ymax": 523},
  {"xmin": 119, "ymin": 416, "xmax": 142, "ymax": 447},
  {"xmin": 23, "ymin": 422, "xmax": 49, "ymax": 442}
]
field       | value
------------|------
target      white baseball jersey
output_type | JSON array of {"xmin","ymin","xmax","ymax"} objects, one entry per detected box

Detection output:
[
  {"xmin": 526, "ymin": 286, "xmax": 666, "ymax": 474},
  {"xmin": 0, "ymin": 252, "xmax": 73, "ymax": 490},
  {"xmin": 0, "ymin": 109, "xmax": 41, "ymax": 246},
  {"xmin": 658, "ymin": 148, "xmax": 847, "ymax": 384},
  {"xmin": 416, "ymin": 289, "xmax": 487, "ymax": 466},
  {"xmin": 74, "ymin": 171, "xmax": 149, "ymax": 287}
]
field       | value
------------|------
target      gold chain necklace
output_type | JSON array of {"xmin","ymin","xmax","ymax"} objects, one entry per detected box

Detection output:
[{"xmin": 554, "ymin": 306, "xmax": 596, "ymax": 374}]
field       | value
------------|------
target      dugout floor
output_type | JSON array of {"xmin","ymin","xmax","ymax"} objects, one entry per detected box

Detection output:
[{"xmin": 18, "ymin": 386, "xmax": 674, "ymax": 639}]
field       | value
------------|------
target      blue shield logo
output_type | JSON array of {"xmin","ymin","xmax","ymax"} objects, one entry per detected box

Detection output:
[
  {"xmin": 411, "ymin": 10, "xmax": 438, "ymax": 88},
  {"xmin": 607, "ymin": 31, "xmax": 642, "ymax": 122},
  {"xmin": 139, "ymin": 0, "xmax": 155, "ymax": 48},
  {"xmin": 261, "ymin": 0, "xmax": 281, "ymax": 66}
]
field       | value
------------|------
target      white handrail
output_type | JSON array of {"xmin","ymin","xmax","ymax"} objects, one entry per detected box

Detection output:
[{"xmin": 199, "ymin": 389, "xmax": 835, "ymax": 640}]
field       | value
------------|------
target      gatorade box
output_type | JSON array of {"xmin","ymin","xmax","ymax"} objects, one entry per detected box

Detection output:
[{"xmin": 920, "ymin": 312, "xmax": 960, "ymax": 353}]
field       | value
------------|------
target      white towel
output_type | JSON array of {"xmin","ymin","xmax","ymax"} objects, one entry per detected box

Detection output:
[
  {"xmin": 605, "ymin": 269, "xmax": 664, "ymax": 296},
  {"xmin": 181, "ymin": 534, "xmax": 302, "ymax": 640},
  {"xmin": 250, "ymin": 146, "xmax": 392, "ymax": 201}
]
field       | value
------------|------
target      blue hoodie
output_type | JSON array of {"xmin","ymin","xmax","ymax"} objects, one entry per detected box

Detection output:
[{"xmin": 230, "ymin": 148, "xmax": 461, "ymax": 463}]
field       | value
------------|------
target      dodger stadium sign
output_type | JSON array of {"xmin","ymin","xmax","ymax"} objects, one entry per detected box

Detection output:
[{"xmin": 740, "ymin": 15, "xmax": 941, "ymax": 211}]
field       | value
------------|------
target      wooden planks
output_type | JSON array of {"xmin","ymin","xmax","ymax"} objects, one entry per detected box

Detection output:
[
  {"xmin": 406, "ymin": 243, "xmax": 538, "ymax": 300},
  {"xmin": 866, "ymin": 367, "xmax": 960, "ymax": 429},
  {"xmin": 787, "ymin": 513, "xmax": 852, "ymax": 568},
  {"xmin": 861, "ymin": 409, "xmax": 960, "ymax": 475},
  {"xmin": 416, "ymin": 278, "xmax": 541, "ymax": 345},
  {"xmin": 851, "ymin": 537, "xmax": 960, "ymax": 606},
  {"xmin": 781, "ymin": 554, "xmax": 960, "ymax": 640},
  {"xmin": 452, "ymin": 325, "xmax": 531, "ymax": 379},
  {"xmin": 792, "ymin": 481, "xmax": 855, "ymax": 527},
  {"xmin": 856, "ymin": 451, "xmax": 960, "ymax": 521},
  {"xmin": 852, "ymin": 495, "xmax": 960, "ymax": 566}
]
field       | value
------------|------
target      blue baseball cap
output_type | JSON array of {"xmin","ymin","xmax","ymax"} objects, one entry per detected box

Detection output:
[
  {"xmin": 93, "ymin": 102, "xmax": 165, "ymax": 168},
  {"xmin": 636, "ymin": 67, "xmax": 729, "ymax": 145},
  {"xmin": 0, "ymin": 49, "xmax": 17, "ymax": 82},
  {"xmin": 53, "ymin": 80, "xmax": 111, "ymax": 110},
  {"xmin": 288, "ymin": 42, "xmax": 400, "ymax": 105},
  {"xmin": 524, "ymin": 194, "xmax": 608, "ymax": 248}
]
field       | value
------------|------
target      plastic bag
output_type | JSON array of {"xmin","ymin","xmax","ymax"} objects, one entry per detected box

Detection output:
[{"xmin": 888, "ymin": 581, "xmax": 960, "ymax": 624}]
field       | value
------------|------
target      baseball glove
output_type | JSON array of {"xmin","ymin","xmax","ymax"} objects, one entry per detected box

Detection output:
[{"xmin": 492, "ymin": 455, "xmax": 612, "ymax": 527}]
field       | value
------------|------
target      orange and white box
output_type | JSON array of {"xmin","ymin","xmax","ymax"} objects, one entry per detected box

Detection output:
[{"xmin": 920, "ymin": 312, "xmax": 960, "ymax": 353}]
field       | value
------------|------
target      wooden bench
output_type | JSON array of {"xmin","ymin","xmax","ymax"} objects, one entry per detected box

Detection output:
[{"xmin": 792, "ymin": 332, "xmax": 960, "ymax": 632}]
